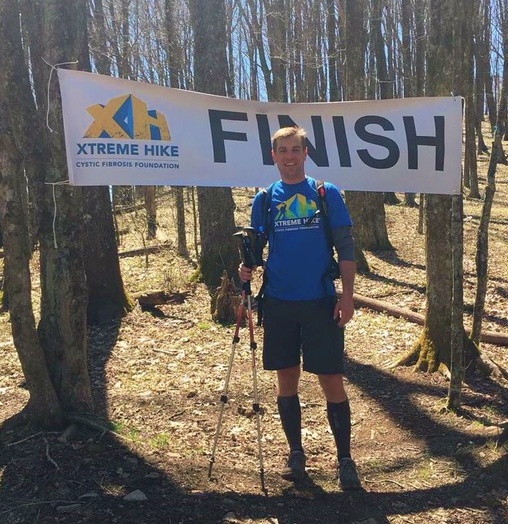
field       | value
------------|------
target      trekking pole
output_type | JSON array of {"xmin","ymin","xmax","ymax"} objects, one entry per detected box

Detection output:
[
  {"xmin": 208, "ymin": 228, "xmax": 266, "ymax": 492},
  {"xmin": 238, "ymin": 227, "xmax": 266, "ymax": 492},
  {"xmin": 244, "ymin": 261, "xmax": 266, "ymax": 493},
  {"xmin": 208, "ymin": 275, "xmax": 246, "ymax": 479}
]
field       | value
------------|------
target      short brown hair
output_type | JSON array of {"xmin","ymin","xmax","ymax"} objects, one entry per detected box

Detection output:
[{"xmin": 271, "ymin": 126, "xmax": 307, "ymax": 151}]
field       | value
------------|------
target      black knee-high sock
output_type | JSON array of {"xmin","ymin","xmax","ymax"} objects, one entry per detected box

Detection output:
[
  {"xmin": 277, "ymin": 394, "xmax": 303, "ymax": 452},
  {"xmin": 327, "ymin": 400, "xmax": 351, "ymax": 460}
]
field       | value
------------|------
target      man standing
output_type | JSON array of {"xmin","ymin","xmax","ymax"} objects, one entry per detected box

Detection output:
[{"xmin": 240, "ymin": 126, "xmax": 361, "ymax": 490}]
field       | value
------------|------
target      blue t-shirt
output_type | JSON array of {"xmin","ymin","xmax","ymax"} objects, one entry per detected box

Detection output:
[{"xmin": 252, "ymin": 177, "xmax": 352, "ymax": 301}]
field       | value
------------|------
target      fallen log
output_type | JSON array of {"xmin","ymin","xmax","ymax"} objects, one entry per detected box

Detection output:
[
  {"xmin": 352, "ymin": 292, "xmax": 508, "ymax": 347},
  {"xmin": 118, "ymin": 244, "xmax": 171, "ymax": 258},
  {"xmin": 133, "ymin": 290, "xmax": 189, "ymax": 307}
]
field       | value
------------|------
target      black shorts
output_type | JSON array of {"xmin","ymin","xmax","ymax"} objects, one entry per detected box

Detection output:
[{"xmin": 262, "ymin": 297, "xmax": 345, "ymax": 375}]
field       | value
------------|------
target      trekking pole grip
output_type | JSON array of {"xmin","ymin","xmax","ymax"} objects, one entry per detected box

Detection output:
[
  {"xmin": 242, "ymin": 279, "xmax": 252, "ymax": 295},
  {"xmin": 234, "ymin": 227, "xmax": 257, "ymax": 296}
]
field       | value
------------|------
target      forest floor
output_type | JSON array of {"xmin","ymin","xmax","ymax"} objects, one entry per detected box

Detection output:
[{"xmin": 1, "ymin": 153, "xmax": 508, "ymax": 524}]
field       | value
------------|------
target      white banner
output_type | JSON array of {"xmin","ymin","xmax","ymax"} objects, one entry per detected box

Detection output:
[{"xmin": 58, "ymin": 69, "xmax": 463, "ymax": 194}]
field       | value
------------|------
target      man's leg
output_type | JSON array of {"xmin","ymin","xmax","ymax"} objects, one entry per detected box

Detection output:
[
  {"xmin": 319, "ymin": 374, "xmax": 350, "ymax": 458},
  {"xmin": 262, "ymin": 299, "xmax": 305, "ymax": 480},
  {"xmin": 319, "ymin": 374, "xmax": 361, "ymax": 489},
  {"xmin": 277, "ymin": 365, "xmax": 306, "ymax": 480},
  {"xmin": 277, "ymin": 365, "xmax": 302, "ymax": 450},
  {"xmin": 277, "ymin": 365, "xmax": 300, "ymax": 396}
]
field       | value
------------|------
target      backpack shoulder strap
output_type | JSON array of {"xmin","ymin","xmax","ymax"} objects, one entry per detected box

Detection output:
[
  {"xmin": 261, "ymin": 182, "xmax": 277, "ymax": 235},
  {"xmin": 255, "ymin": 183, "xmax": 277, "ymax": 326},
  {"xmin": 316, "ymin": 180, "xmax": 328, "ymax": 217},
  {"xmin": 315, "ymin": 180, "xmax": 334, "ymax": 252}
]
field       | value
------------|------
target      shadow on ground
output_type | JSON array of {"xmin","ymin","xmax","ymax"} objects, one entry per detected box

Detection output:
[{"xmin": 1, "ymin": 328, "xmax": 507, "ymax": 524}]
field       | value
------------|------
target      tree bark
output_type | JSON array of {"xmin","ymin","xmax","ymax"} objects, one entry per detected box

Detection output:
[
  {"xmin": 174, "ymin": 187, "xmax": 189, "ymax": 257},
  {"xmin": 471, "ymin": 13, "xmax": 508, "ymax": 345},
  {"xmin": 189, "ymin": 0, "xmax": 239, "ymax": 288},
  {"xmin": 464, "ymin": 0, "xmax": 480, "ymax": 198},
  {"xmin": 0, "ymin": 139, "xmax": 63, "ymax": 427},
  {"xmin": 0, "ymin": 0, "xmax": 63, "ymax": 427},
  {"xmin": 88, "ymin": 0, "xmax": 112, "ymax": 74},
  {"xmin": 83, "ymin": 188, "xmax": 134, "ymax": 324},
  {"xmin": 34, "ymin": 0, "xmax": 94, "ymax": 413},
  {"xmin": 144, "ymin": 186, "xmax": 157, "ymax": 239},
  {"xmin": 264, "ymin": 0, "xmax": 289, "ymax": 102},
  {"xmin": 165, "ymin": 0, "xmax": 189, "ymax": 256},
  {"xmin": 481, "ymin": 0, "xmax": 496, "ymax": 130},
  {"xmin": 346, "ymin": 192, "xmax": 393, "ymax": 251},
  {"xmin": 372, "ymin": 0, "xmax": 399, "ymax": 208},
  {"xmin": 417, "ymin": 194, "xmax": 454, "ymax": 371},
  {"xmin": 410, "ymin": 0, "xmax": 478, "ymax": 384},
  {"xmin": 84, "ymin": 0, "xmax": 137, "ymax": 325},
  {"xmin": 342, "ymin": 0, "xmax": 391, "ymax": 270},
  {"xmin": 326, "ymin": 0, "xmax": 339, "ymax": 102}
]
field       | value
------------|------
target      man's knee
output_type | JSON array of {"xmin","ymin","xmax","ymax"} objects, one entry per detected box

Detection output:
[
  {"xmin": 318, "ymin": 374, "xmax": 347, "ymax": 402},
  {"xmin": 277, "ymin": 365, "xmax": 301, "ymax": 396}
]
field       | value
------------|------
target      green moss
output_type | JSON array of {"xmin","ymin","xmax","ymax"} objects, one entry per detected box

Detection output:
[{"xmin": 189, "ymin": 268, "xmax": 203, "ymax": 283}]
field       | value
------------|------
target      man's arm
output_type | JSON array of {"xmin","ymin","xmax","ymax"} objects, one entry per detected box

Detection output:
[
  {"xmin": 332, "ymin": 226, "xmax": 356, "ymax": 326},
  {"xmin": 336, "ymin": 260, "xmax": 355, "ymax": 326}
]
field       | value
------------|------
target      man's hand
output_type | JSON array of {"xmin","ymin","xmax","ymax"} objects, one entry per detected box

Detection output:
[
  {"xmin": 239, "ymin": 263, "xmax": 256, "ymax": 282},
  {"xmin": 334, "ymin": 294, "xmax": 354, "ymax": 327}
]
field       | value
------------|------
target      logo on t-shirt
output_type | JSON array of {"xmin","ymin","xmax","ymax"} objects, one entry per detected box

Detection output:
[{"xmin": 274, "ymin": 193, "xmax": 321, "ymax": 232}]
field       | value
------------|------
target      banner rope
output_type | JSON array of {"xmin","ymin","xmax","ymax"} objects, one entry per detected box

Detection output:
[
  {"xmin": 44, "ymin": 181, "xmax": 70, "ymax": 249},
  {"xmin": 41, "ymin": 58, "xmax": 76, "ymax": 248},
  {"xmin": 41, "ymin": 58, "xmax": 78, "ymax": 132}
]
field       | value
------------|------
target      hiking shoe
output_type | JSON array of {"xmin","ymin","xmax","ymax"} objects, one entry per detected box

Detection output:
[
  {"xmin": 281, "ymin": 450, "xmax": 307, "ymax": 481},
  {"xmin": 338, "ymin": 457, "xmax": 361, "ymax": 490}
]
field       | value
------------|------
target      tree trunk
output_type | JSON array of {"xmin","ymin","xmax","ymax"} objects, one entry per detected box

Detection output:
[
  {"xmin": 414, "ymin": 0, "xmax": 426, "ymax": 96},
  {"xmin": 165, "ymin": 0, "xmax": 189, "ymax": 256},
  {"xmin": 481, "ymin": 0, "xmax": 496, "ymax": 130},
  {"xmin": 372, "ymin": 0, "xmax": 392, "ymax": 100},
  {"xmin": 413, "ymin": 1, "xmax": 456, "ymax": 373},
  {"xmin": 407, "ymin": 0, "xmax": 478, "ymax": 381},
  {"xmin": 464, "ymin": 0, "xmax": 480, "ymax": 198},
  {"xmin": 465, "ymin": 102, "xmax": 480, "ymax": 197},
  {"xmin": 372, "ymin": 0, "xmax": 399, "ymax": 209},
  {"xmin": 417, "ymin": 194, "xmax": 424, "ymax": 234},
  {"xmin": 404, "ymin": 193, "xmax": 417, "ymax": 207},
  {"xmin": 34, "ymin": 0, "xmax": 94, "ymax": 413},
  {"xmin": 417, "ymin": 196, "xmax": 452, "ymax": 371},
  {"xmin": 342, "ymin": 0, "xmax": 392, "ymax": 270},
  {"xmin": 144, "ymin": 186, "xmax": 157, "ymax": 239},
  {"xmin": 448, "ymin": 192, "xmax": 464, "ymax": 410},
  {"xmin": 196, "ymin": 187, "xmax": 238, "ymax": 286},
  {"xmin": 189, "ymin": 0, "xmax": 239, "ymax": 287},
  {"xmin": 89, "ymin": 0, "xmax": 112, "ymax": 74},
  {"xmin": 326, "ymin": 0, "xmax": 339, "ymax": 102},
  {"xmin": 342, "ymin": 0, "xmax": 368, "ymax": 271},
  {"xmin": 245, "ymin": 0, "xmax": 272, "ymax": 99},
  {"xmin": 346, "ymin": 192, "xmax": 393, "ymax": 251},
  {"xmin": 401, "ymin": 0, "xmax": 412, "ymax": 98},
  {"xmin": 174, "ymin": 187, "xmax": 189, "ymax": 257},
  {"xmin": 264, "ymin": 0, "xmax": 289, "ymax": 102},
  {"xmin": 0, "ymin": 0, "xmax": 63, "ymax": 427},
  {"xmin": 471, "ymin": 14, "xmax": 508, "ymax": 345},
  {"xmin": 83, "ymin": 188, "xmax": 134, "ymax": 324},
  {"xmin": 0, "ymin": 140, "xmax": 63, "ymax": 427},
  {"xmin": 84, "ymin": 0, "xmax": 136, "ymax": 324}
]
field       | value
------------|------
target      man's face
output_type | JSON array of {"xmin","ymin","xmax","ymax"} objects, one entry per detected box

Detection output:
[{"xmin": 272, "ymin": 135, "xmax": 307, "ymax": 184}]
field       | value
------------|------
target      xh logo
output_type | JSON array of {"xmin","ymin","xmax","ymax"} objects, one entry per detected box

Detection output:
[{"xmin": 84, "ymin": 94, "xmax": 171, "ymax": 140}]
